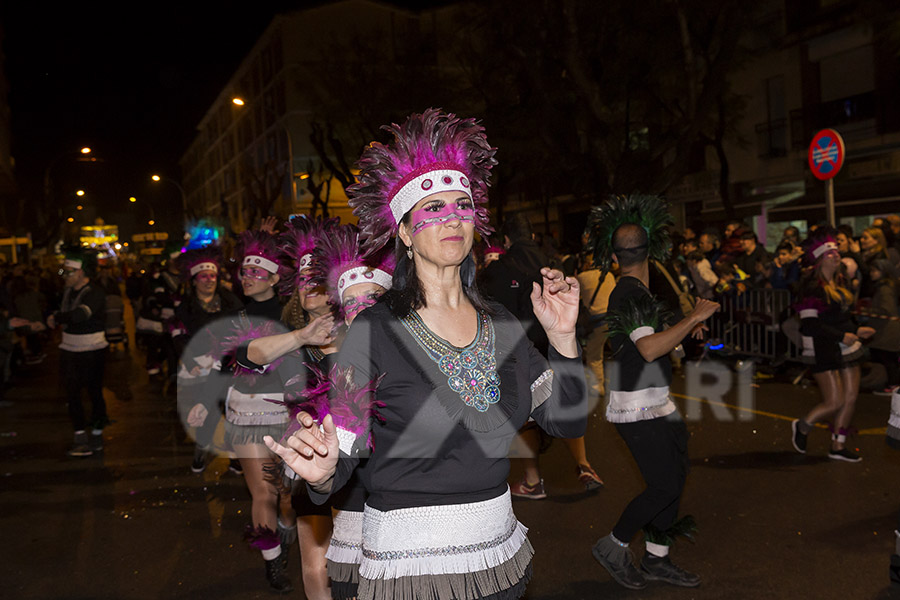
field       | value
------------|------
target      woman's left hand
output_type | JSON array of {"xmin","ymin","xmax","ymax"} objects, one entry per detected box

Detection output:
[{"xmin": 531, "ymin": 267, "xmax": 580, "ymax": 336}]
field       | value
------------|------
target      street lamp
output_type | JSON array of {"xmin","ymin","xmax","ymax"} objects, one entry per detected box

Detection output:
[
  {"xmin": 80, "ymin": 147, "xmax": 91, "ymax": 154},
  {"xmin": 231, "ymin": 96, "xmax": 296, "ymax": 204},
  {"xmin": 76, "ymin": 189, "xmax": 85, "ymax": 196},
  {"xmin": 150, "ymin": 174, "xmax": 187, "ymax": 227}
]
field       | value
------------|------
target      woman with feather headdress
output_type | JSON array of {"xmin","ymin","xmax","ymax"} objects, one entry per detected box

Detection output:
[
  {"xmin": 790, "ymin": 228, "xmax": 875, "ymax": 463},
  {"xmin": 584, "ymin": 194, "xmax": 719, "ymax": 590},
  {"xmin": 264, "ymin": 109, "xmax": 588, "ymax": 600},
  {"xmin": 245, "ymin": 220, "xmax": 395, "ymax": 600}
]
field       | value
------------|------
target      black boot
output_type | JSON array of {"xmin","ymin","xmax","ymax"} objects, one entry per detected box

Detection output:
[{"xmin": 265, "ymin": 552, "xmax": 293, "ymax": 594}]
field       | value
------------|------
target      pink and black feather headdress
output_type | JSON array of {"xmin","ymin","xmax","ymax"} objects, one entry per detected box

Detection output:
[
  {"xmin": 348, "ymin": 108, "xmax": 497, "ymax": 254},
  {"xmin": 277, "ymin": 214, "xmax": 339, "ymax": 295},
  {"xmin": 176, "ymin": 245, "xmax": 221, "ymax": 282},
  {"xmin": 235, "ymin": 230, "xmax": 285, "ymax": 277},
  {"xmin": 308, "ymin": 224, "xmax": 394, "ymax": 312}
]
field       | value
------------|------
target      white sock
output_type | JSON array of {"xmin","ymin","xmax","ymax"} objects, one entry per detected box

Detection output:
[
  {"xmin": 91, "ymin": 429, "xmax": 103, "ymax": 436},
  {"xmin": 261, "ymin": 546, "xmax": 282, "ymax": 561},
  {"xmin": 646, "ymin": 541, "xmax": 670, "ymax": 557}
]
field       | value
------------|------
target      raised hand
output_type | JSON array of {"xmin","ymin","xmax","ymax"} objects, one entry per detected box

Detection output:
[
  {"xmin": 531, "ymin": 267, "xmax": 580, "ymax": 336},
  {"xmin": 264, "ymin": 412, "xmax": 339, "ymax": 487},
  {"xmin": 259, "ymin": 216, "xmax": 279, "ymax": 235}
]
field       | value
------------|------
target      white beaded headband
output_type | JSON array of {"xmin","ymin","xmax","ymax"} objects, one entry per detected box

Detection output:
[{"xmin": 389, "ymin": 168, "xmax": 471, "ymax": 225}]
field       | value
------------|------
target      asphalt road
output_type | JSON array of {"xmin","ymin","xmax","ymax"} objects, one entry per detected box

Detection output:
[{"xmin": 2, "ymin": 310, "xmax": 898, "ymax": 599}]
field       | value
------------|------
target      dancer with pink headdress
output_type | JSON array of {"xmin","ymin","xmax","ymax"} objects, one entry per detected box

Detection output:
[
  {"xmin": 265, "ymin": 109, "xmax": 587, "ymax": 600},
  {"xmin": 791, "ymin": 227, "xmax": 875, "ymax": 462}
]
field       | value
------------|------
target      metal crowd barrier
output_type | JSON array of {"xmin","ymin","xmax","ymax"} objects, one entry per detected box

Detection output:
[{"xmin": 706, "ymin": 288, "xmax": 803, "ymax": 362}]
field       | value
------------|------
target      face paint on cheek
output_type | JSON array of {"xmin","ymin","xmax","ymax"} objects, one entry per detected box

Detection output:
[
  {"xmin": 342, "ymin": 294, "xmax": 379, "ymax": 320},
  {"xmin": 410, "ymin": 202, "xmax": 476, "ymax": 236}
]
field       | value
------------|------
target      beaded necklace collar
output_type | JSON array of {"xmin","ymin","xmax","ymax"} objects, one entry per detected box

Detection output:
[{"xmin": 400, "ymin": 310, "xmax": 501, "ymax": 412}]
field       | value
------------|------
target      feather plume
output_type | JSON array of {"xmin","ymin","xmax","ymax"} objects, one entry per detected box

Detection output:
[
  {"xmin": 584, "ymin": 194, "xmax": 674, "ymax": 271},
  {"xmin": 174, "ymin": 245, "xmax": 222, "ymax": 282},
  {"xmin": 348, "ymin": 108, "xmax": 497, "ymax": 256},
  {"xmin": 605, "ymin": 293, "xmax": 673, "ymax": 338},
  {"xmin": 643, "ymin": 515, "xmax": 697, "ymax": 545},
  {"xmin": 277, "ymin": 215, "xmax": 340, "ymax": 295},
  {"xmin": 244, "ymin": 525, "xmax": 280, "ymax": 551},
  {"xmin": 213, "ymin": 316, "xmax": 285, "ymax": 384}
]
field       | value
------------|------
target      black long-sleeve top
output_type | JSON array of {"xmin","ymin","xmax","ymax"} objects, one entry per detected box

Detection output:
[{"xmin": 311, "ymin": 301, "xmax": 587, "ymax": 512}]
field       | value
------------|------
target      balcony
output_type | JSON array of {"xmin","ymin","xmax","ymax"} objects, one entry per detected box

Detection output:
[{"xmin": 790, "ymin": 91, "xmax": 877, "ymax": 148}]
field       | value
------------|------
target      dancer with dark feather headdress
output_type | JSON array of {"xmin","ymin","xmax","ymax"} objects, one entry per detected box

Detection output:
[
  {"xmin": 264, "ymin": 108, "xmax": 587, "ymax": 600},
  {"xmin": 584, "ymin": 194, "xmax": 719, "ymax": 590}
]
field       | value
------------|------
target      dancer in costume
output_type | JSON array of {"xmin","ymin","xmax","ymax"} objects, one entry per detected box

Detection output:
[
  {"xmin": 790, "ymin": 229, "xmax": 874, "ymax": 462},
  {"xmin": 585, "ymin": 194, "xmax": 719, "ymax": 590},
  {"xmin": 265, "ymin": 109, "xmax": 588, "ymax": 600},
  {"xmin": 306, "ymin": 223, "xmax": 394, "ymax": 600},
  {"xmin": 247, "ymin": 220, "xmax": 394, "ymax": 599},
  {"xmin": 240, "ymin": 215, "xmax": 341, "ymax": 599},
  {"xmin": 171, "ymin": 246, "xmax": 244, "ymax": 474},
  {"xmin": 47, "ymin": 247, "xmax": 109, "ymax": 457},
  {"xmin": 188, "ymin": 229, "xmax": 325, "ymax": 594}
]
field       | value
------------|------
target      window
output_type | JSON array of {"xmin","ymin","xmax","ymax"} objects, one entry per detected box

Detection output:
[{"xmin": 757, "ymin": 75, "xmax": 787, "ymax": 158}]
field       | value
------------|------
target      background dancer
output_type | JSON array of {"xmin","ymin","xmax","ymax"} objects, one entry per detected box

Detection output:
[
  {"xmin": 265, "ymin": 109, "xmax": 587, "ymax": 600},
  {"xmin": 585, "ymin": 195, "xmax": 718, "ymax": 590},
  {"xmin": 47, "ymin": 248, "xmax": 109, "ymax": 457},
  {"xmin": 791, "ymin": 229, "xmax": 875, "ymax": 462}
]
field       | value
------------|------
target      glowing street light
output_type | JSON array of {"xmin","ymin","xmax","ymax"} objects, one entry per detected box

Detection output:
[
  {"xmin": 67, "ymin": 217, "xmax": 74, "ymax": 223},
  {"xmin": 80, "ymin": 147, "xmax": 91, "ymax": 154},
  {"xmin": 76, "ymin": 189, "xmax": 85, "ymax": 196},
  {"xmin": 232, "ymin": 97, "xmax": 245, "ymax": 106},
  {"xmin": 129, "ymin": 196, "xmax": 137, "ymax": 203},
  {"xmin": 76, "ymin": 205, "xmax": 83, "ymax": 211},
  {"xmin": 148, "ymin": 219, "xmax": 155, "ymax": 226},
  {"xmin": 151, "ymin": 174, "xmax": 161, "ymax": 181}
]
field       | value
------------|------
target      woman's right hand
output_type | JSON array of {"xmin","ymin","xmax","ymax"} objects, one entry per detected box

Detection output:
[
  {"xmin": 856, "ymin": 326, "xmax": 876, "ymax": 340},
  {"xmin": 842, "ymin": 332, "xmax": 859, "ymax": 346},
  {"xmin": 294, "ymin": 313, "xmax": 336, "ymax": 347},
  {"xmin": 264, "ymin": 412, "xmax": 339, "ymax": 487}
]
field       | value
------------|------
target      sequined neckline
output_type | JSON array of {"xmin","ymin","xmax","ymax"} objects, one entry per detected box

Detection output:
[{"xmin": 401, "ymin": 310, "xmax": 501, "ymax": 412}]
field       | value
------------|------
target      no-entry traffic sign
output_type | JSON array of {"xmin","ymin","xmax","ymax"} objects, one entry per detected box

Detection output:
[{"xmin": 808, "ymin": 128, "xmax": 845, "ymax": 180}]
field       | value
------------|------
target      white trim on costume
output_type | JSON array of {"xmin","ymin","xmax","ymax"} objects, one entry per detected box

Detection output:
[
  {"xmin": 338, "ymin": 267, "xmax": 393, "ymax": 302},
  {"xmin": 190, "ymin": 262, "xmax": 217, "ymax": 276}
]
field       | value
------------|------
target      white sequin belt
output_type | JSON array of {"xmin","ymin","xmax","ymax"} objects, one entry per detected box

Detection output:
[
  {"xmin": 606, "ymin": 386, "xmax": 676, "ymax": 423},
  {"xmin": 359, "ymin": 488, "xmax": 528, "ymax": 579}
]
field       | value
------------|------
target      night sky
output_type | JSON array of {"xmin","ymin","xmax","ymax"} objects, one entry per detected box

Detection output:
[{"xmin": 1, "ymin": 1, "xmax": 442, "ymax": 235}]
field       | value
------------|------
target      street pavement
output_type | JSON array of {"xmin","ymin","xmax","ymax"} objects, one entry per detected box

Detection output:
[{"xmin": 2, "ymin": 307, "xmax": 899, "ymax": 599}]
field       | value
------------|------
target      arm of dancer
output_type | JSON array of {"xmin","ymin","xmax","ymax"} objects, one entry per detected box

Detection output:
[
  {"xmin": 528, "ymin": 267, "xmax": 588, "ymax": 438},
  {"xmin": 635, "ymin": 299, "xmax": 719, "ymax": 362},
  {"xmin": 245, "ymin": 313, "xmax": 334, "ymax": 365}
]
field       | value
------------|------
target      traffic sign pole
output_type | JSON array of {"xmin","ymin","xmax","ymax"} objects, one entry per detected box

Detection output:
[
  {"xmin": 826, "ymin": 179, "xmax": 835, "ymax": 227},
  {"xmin": 808, "ymin": 128, "xmax": 845, "ymax": 227}
]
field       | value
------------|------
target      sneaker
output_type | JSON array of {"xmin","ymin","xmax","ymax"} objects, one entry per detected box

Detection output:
[
  {"xmin": 68, "ymin": 432, "xmax": 93, "ymax": 457},
  {"xmin": 90, "ymin": 431, "xmax": 103, "ymax": 453},
  {"xmin": 873, "ymin": 386, "xmax": 899, "ymax": 397},
  {"xmin": 791, "ymin": 419, "xmax": 807, "ymax": 454},
  {"xmin": 229, "ymin": 458, "xmax": 244, "ymax": 475},
  {"xmin": 828, "ymin": 447, "xmax": 862, "ymax": 463},
  {"xmin": 640, "ymin": 554, "xmax": 701, "ymax": 588},
  {"xmin": 591, "ymin": 535, "xmax": 647, "ymax": 590},
  {"xmin": 577, "ymin": 464, "xmax": 604, "ymax": 491},
  {"xmin": 191, "ymin": 447, "xmax": 207, "ymax": 473},
  {"xmin": 510, "ymin": 478, "xmax": 546, "ymax": 500}
]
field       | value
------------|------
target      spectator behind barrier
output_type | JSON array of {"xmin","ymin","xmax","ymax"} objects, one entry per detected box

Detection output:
[{"xmin": 770, "ymin": 242, "xmax": 800, "ymax": 291}]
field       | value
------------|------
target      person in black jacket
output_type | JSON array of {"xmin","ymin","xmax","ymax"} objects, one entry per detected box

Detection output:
[{"xmin": 47, "ymin": 248, "xmax": 109, "ymax": 457}]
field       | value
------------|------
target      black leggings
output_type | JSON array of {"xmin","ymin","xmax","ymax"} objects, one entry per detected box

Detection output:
[
  {"xmin": 60, "ymin": 349, "xmax": 107, "ymax": 431},
  {"xmin": 612, "ymin": 413, "xmax": 689, "ymax": 543}
]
